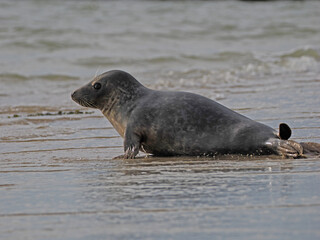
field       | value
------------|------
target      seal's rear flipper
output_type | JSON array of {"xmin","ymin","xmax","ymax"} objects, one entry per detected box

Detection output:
[
  {"xmin": 300, "ymin": 142, "xmax": 320, "ymax": 157},
  {"xmin": 266, "ymin": 138, "xmax": 303, "ymax": 158},
  {"xmin": 279, "ymin": 123, "xmax": 291, "ymax": 140}
]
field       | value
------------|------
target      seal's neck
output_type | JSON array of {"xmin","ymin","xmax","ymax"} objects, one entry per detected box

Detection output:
[
  {"xmin": 103, "ymin": 109, "xmax": 127, "ymax": 138},
  {"xmin": 101, "ymin": 86, "xmax": 149, "ymax": 138}
]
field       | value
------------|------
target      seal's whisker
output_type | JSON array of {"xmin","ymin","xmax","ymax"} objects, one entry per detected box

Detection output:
[
  {"xmin": 76, "ymin": 97, "xmax": 97, "ymax": 108},
  {"xmin": 94, "ymin": 66, "xmax": 101, "ymax": 78},
  {"xmin": 82, "ymin": 99, "xmax": 90, "ymax": 107},
  {"xmin": 85, "ymin": 98, "xmax": 97, "ymax": 108},
  {"xmin": 86, "ymin": 99, "xmax": 98, "ymax": 108}
]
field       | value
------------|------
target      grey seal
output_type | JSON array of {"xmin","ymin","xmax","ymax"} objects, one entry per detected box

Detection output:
[{"xmin": 71, "ymin": 70, "xmax": 305, "ymax": 159}]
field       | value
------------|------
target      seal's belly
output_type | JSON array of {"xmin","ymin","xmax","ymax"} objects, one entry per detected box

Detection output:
[{"xmin": 141, "ymin": 121, "xmax": 275, "ymax": 156}]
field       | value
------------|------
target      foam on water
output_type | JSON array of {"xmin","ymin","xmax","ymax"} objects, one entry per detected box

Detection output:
[{"xmin": 151, "ymin": 46, "xmax": 320, "ymax": 91}]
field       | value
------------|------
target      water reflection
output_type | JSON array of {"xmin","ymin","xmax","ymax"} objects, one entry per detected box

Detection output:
[{"xmin": 80, "ymin": 156, "xmax": 318, "ymax": 214}]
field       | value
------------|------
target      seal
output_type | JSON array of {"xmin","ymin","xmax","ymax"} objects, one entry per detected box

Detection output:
[{"xmin": 71, "ymin": 70, "xmax": 304, "ymax": 159}]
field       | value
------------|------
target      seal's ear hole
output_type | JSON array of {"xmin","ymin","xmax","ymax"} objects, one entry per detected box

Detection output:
[{"xmin": 279, "ymin": 123, "xmax": 291, "ymax": 140}]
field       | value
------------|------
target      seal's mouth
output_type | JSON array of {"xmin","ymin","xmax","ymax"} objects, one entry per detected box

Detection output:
[
  {"xmin": 71, "ymin": 91, "xmax": 98, "ymax": 109},
  {"xmin": 71, "ymin": 91, "xmax": 77, "ymax": 101}
]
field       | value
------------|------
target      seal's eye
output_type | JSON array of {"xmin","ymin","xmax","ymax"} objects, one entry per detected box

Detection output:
[{"xmin": 93, "ymin": 82, "xmax": 101, "ymax": 90}]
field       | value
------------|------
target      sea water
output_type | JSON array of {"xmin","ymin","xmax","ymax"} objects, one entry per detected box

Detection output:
[{"xmin": 0, "ymin": 1, "xmax": 320, "ymax": 239}]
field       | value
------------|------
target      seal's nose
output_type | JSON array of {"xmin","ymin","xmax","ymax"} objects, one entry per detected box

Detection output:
[{"xmin": 71, "ymin": 91, "xmax": 76, "ymax": 100}]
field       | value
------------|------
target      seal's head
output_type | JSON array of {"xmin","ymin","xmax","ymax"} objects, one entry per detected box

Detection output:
[{"xmin": 71, "ymin": 70, "xmax": 145, "ymax": 112}]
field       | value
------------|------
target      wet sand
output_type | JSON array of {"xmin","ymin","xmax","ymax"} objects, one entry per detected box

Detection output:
[{"xmin": 1, "ymin": 111, "xmax": 320, "ymax": 239}]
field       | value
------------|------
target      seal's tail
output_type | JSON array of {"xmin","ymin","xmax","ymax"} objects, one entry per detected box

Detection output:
[
  {"xmin": 265, "ymin": 138, "xmax": 303, "ymax": 158},
  {"xmin": 278, "ymin": 139, "xmax": 304, "ymax": 158},
  {"xmin": 278, "ymin": 123, "xmax": 292, "ymax": 140},
  {"xmin": 274, "ymin": 123, "xmax": 320, "ymax": 158}
]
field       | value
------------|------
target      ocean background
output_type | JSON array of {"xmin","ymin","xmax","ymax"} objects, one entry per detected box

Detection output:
[{"xmin": 1, "ymin": 1, "xmax": 320, "ymax": 239}]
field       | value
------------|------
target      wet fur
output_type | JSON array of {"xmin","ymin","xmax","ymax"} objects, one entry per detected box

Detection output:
[{"xmin": 72, "ymin": 70, "xmax": 311, "ymax": 159}]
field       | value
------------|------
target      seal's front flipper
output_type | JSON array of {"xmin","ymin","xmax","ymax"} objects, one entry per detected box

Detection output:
[
  {"xmin": 266, "ymin": 138, "xmax": 304, "ymax": 158},
  {"xmin": 123, "ymin": 128, "xmax": 141, "ymax": 159},
  {"xmin": 124, "ymin": 144, "xmax": 140, "ymax": 159},
  {"xmin": 112, "ymin": 154, "xmax": 126, "ymax": 160}
]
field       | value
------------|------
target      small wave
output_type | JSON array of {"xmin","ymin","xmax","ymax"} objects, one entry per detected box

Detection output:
[
  {"xmin": 235, "ymin": 47, "xmax": 320, "ymax": 77},
  {"xmin": 151, "ymin": 47, "xmax": 320, "ymax": 91},
  {"xmin": 0, "ymin": 73, "xmax": 79, "ymax": 82},
  {"xmin": 152, "ymin": 69, "xmax": 218, "ymax": 90},
  {"xmin": 36, "ymin": 74, "xmax": 79, "ymax": 81},
  {"xmin": 181, "ymin": 51, "xmax": 254, "ymax": 63},
  {"xmin": 238, "ymin": 57, "xmax": 319, "ymax": 78},
  {"xmin": 277, "ymin": 56, "xmax": 319, "ymax": 74},
  {"xmin": 13, "ymin": 26, "xmax": 81, "ymax": 36},
  {"xmin": 0, "ymin": 73, "xmax": 29, "ymax": 81},
  {"xmin": 5, "ymin": 39, "xmax": 89, "ymax": 51},
  {"xmin": 37, "ymin": 40, "xmax": 89, "ymax": 51},
  {"xmin": 280, "ymin": 47, "xmax": 320, "ymax": 60},
  {"xmin": 76, "ymin": 55, "xmax": 180, "ymax": 68}
]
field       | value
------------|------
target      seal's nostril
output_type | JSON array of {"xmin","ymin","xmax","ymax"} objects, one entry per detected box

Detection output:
[{"xmin": 71, "ymin": 91, "xmax": 76, "ymax": 99}]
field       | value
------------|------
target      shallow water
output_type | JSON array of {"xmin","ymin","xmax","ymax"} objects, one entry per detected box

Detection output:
[{"xmin": 0, "ymin": 0, "xmax": 320, "ymax": 239}]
